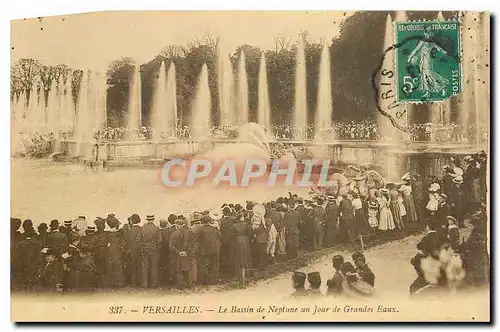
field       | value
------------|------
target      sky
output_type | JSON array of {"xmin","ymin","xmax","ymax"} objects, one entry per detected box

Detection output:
[{"xmin": 11, "ymin": 11, "xmax": 355, "ymax": 71}]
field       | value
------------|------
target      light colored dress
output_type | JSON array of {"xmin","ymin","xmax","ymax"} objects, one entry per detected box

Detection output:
[
  {"xmin": 398, "ymin": 195, "xmax": 407, "ymax": 217},
  {"xmin": 401, "ymin": 184, "xmax": 418, "ymax": 223},
  {"xmin": 368, "ymin": 206, "xmax": 379, "ymax": 228},
  {"xmin": 377, "ymin": 196, "xmax": 395, "ymax": 231}
]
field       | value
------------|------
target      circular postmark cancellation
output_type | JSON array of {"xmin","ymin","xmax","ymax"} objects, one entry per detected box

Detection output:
[{"xmin": 372, "ymin": 20, "xmax": 462, "ymax": 132}]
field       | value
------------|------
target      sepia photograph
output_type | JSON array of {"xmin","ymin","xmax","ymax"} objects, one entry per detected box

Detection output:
[{"xmin": 9, "ymin": 10, "xmax": 490, "ymax": 322}]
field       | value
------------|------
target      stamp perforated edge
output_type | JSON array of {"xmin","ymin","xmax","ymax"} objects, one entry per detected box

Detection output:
[{"xmin": 392, "ymin": 14, "xmax": 462, "ymax": 105}]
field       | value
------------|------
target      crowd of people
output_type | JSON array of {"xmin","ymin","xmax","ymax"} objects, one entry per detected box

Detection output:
[
  {"xmin": 289, "ymin": 152, "xmax": 489, "ymax": 298},
  {"xmin": 83, "ymin": 121, "xmax": 471, "ymax": 143},
  {"xmin": 10, "ymin": 152, "xmax": 488, "ymax": 295},
  {"xmin": 24, "ymin": 132, "xmax": 56, "ymax": 157}
]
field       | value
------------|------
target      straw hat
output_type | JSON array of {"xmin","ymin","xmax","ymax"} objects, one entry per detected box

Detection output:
[
  {"xmin": 401, "ymin": 172, "xmax": 411, "ymax": 181},
  {"xmin": 453, "ymin": 175, "xmax": 463, "ymax": 184}
]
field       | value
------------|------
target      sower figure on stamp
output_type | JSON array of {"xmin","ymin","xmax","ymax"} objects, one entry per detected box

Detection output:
[
  {"xmin": 139, "ymin": 214, "xmax": 162, "ymax": 288},
  {"xmin": 169, "ymin": 217, "xmax": 195, "ymax": 289}
]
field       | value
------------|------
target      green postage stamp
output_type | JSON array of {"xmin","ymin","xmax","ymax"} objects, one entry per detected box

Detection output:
[{"xmin": 395, "ymin": 20, "xmax": 461, "ymax": 103}]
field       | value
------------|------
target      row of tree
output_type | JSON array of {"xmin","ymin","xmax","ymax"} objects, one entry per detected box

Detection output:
[{"xmin": 11, "ymin": 11, "xmax": 456, "ymax": 127}]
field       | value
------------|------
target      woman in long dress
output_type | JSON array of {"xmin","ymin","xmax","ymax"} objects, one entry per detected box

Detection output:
[
  {"xmin": 377, "ymin": 189, "xmax": 395, "ymax": 231},
  {"xmin": 400, "ymin": 175, "xmax": 418, "ymax": 223}
]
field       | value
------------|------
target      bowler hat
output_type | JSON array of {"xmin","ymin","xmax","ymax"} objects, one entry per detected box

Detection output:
[{"xmin": 128, "ymin": 214, "xmax": 141, "ymax": 225}]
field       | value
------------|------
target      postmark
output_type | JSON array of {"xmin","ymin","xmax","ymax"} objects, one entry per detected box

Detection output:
[{"xmin": 395, "ymin": 20, "xmax": 461, "ymax": 103}]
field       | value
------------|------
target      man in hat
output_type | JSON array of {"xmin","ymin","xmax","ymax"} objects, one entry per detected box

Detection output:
[
  {"xmin": 63, "ymin": 233, "xmax": 82, "ymax": 291},
  {"xmin": 412, "ymin": 174, "xmax": 424, "ymax": 222},
  {"xmin": 139, "ymin": 214, "xmax": 162, "ymax": 288},
  {"xmin": 169, "ymin": 217, "xmax": 195, "ymax": 289},
  {"xmin": 189, "ymin": 212, "xmax": 203, "ymax": 286},
  {"xmin": 306, "ymin": 272, "xmax": 322, "ymax": 296},
  {"xmin": 37, "ymin": 247, "xmax": 64, "ymax": 293},
  {"xmin": 352, "ymin": 252, "xmax": 375, "ymax": 287},
  {"xmin": 37, "ymin": 223, "xmax": 49, "ymax": 248},
  {"xmin": 197, "ymin": 210, "xmax": 221, "ymax": 285},
  {"xmin": 326, "ymin": 255, "xmax": 344, "ymax": 295},
  {"xmin": 441, "ymin": 166, "xmax": 455, "ymax": 198},
  {"xmin": 339, "ymin": 194, "xmax": 355, "ymax": 243},
  {"xmin": 159, "ymin": 218, "xmax": 176, "ymax": 285},
  {"xmin": 290, "ymin": 271, "xmax": 307, "ymax": 299},
  {"xmin": 450, "ymin": 175, "xmax": 466, "ymax": 227},
  {"xmin": 283, "ymin": 201, "xmax": 300, "ymax": 259},
  {"xmin": 16, "ymin": 227, "xmax": 43, "ymax": 292},
  {"xmin": 46, "ymin": 219, "xmax": 67, "ymax": 257},
  {"xmin": 219, "ymin": 205, "xmax": 236, "ymax": 275},
  {"xmin": 93, "ymin": 217, "xmax": 108, "ymax": 288},
  {"xmin": 311, "ymin": 197, "xmax": 326, "ymax": 250},
  {"xmin": 124, "ymin": 214, "xmax": 142, "ymax": 287},
  {"xmin": 324, "ymin": 196, "xmax": 339, "ymax": 248}
]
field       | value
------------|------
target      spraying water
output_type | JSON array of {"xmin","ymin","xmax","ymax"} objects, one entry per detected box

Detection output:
[
  {"xmin": 236, "ymin": 51, "xmax": 249, "ymax": 125},
  {"xmin": 76, "ymin": 72, "xmax": 90, "ymax": 141},
  {"xmin": 189, "ymin": 64, "xmax": 212, "ymax": 138},
  {"xmin": 315, "ymin": 42, "xmax": 333, "ymax": 140},
  {"xmin": 127, "ymin": 65, "xmax": 142, "ymax": 138},
  {"xmin": 61, "ymin": 74, "xmax": 75, "ymax": 133},
  {"xmin": 37, "ymin": 83, "xmax": 47, "ymax": 133},
  {"xmin": 47, "ymin": 79, "xmax": 59, "ymax": 135},
  {"xmin": 93, "ymin": 72, "xmax": 107, "ymax": 132},
  {"xmin": 257, "ymin": 52, "xmax": 271, "ymax": 131},
  {"xmin": 27, "ymin": 83, "xmax": 37, "ymax": 135},
  {"xmin": 165, "ymin": 62, "xmax": 178, "ymax": 138},
  {"xmin": 151, "ymin": 61, "xmax": 167, "ymax": 141},
  {"xmin": 293, "ymin": 35, "xmax": 307, "ymax": 139},
  {"xmin": 218, "ymin": 49, "xmax": 234, "ymax": 126}
]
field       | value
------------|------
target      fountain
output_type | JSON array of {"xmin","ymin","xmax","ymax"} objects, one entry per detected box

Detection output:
[
  {"xmin": 257, "ymin": 52, "xmax": 271, "ymax": 131},
  {"xmin": 165, "ymin": 62, "xmax": 178, "ymax": 138},
  {"xmin": 151, "ymin": 61, "xmax": 167, "ymax": 141},
  {"xmin": 27, "ymin": 83, "xmax": 37, "ymax": 135},
  {"xmin": 127, "ymin": 65, "xmax": 142, "ymax": 138},
  {"xmin": 236, "ymin": 51, "xmax": 249, "ymax": 125},
  {"xmin": 37, "ymin": 83, "xmax": 47, "ymax": 133},
  {"xmin": 93, "ymin": 72, "xmax": 107, "ymax": 132},
  {"xmin": 376, "ymin": 13, "xmax": 407, "ymax": 180},
  {"xmin": 60, "ymin": 74, "xmax": 75, "ymax": 133},
  {"xmin": 218, "ymin": 49, "xmax": 234, "ymax": 126},
  {"xmin": 75, "ymin": 71, "xmax": 91, "ymax": 157},
  {"xmin": 293, "ymin": 35, "xmax": 307, "ymax": 140},
  {"xmin": 315, "ymin": 42, "xmax": 333, "ymax": 140},
  {"xmin": 189, "ymin": 64, "xmax": 211, "ymax": 138},
  {"xmin": 47, "ymin": 79, "xmax": 59, "ymax": 135}
]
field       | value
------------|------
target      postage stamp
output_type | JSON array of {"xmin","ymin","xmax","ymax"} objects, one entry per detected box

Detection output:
[{"xmin": 395, "ymin": 20, "xmax": 461, "ymax": 103}]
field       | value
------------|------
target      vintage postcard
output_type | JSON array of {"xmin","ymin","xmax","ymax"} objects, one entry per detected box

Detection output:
[{"xmin": 10, "ymin": 10, "xmax": 490, "ymax": 322}]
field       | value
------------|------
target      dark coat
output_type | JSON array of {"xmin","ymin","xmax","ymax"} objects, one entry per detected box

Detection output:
[
  {"xmin": 169, "ymin": 227, "xmax": 195, "ymax": 272},
  {"xmin": 339, "ymin": 199, "xmax": 354, "ymax": 221},
  {"xmin": 38, "ymin": 260, "xmax": 64, "ymax": 292},
  {"xmin": 139, "ymin": 223, "xmax": 162, "ymax": 254},
  {"xmin": 196, "ymin": 225, "xmax": 221, "ymax": 256},
  {"xmin": 46, "ymin": 230, "xmax": 68, "ymax": 256},
  {"xmin": 220, "ymin": 216, "xmax": 236, "ymax": 246},
  {"xmin": 16, "ymin": 237, "xmax": 43, "ymax": 287}
]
